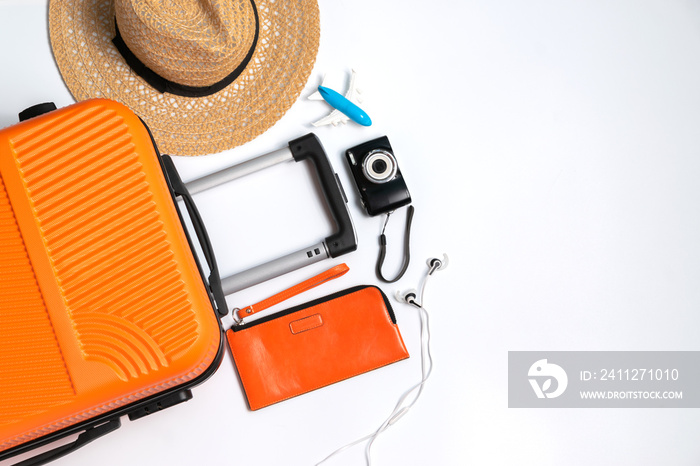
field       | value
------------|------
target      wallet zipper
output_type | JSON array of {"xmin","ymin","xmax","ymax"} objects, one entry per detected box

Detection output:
[{"xmin": 230, "ymin": 285, "xmax": 397, "ymax": 332}]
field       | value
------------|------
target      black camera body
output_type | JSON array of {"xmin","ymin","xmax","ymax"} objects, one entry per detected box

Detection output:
[{"xmin": 345, "ymin": 136, "xmax": 411, "ymax": 216}]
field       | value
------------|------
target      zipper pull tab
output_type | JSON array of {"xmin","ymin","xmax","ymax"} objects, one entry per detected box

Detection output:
[{"xmin": 232, "ymin": 306, "xmax": 254, "ymax": 326}]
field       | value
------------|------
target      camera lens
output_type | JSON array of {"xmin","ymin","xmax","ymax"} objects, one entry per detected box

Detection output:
[
  {"xmin": 372, "ymin": 159, "xmax": 388, "ymax": 174},
  {"xmin": 362, "ymin": 150, "xmax": 397, "ymax": 184}
]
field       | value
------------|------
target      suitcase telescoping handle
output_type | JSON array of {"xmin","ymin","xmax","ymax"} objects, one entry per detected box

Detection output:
[{"xmin": 184, "ymin": 133, "xmax": 357, "ymax": 295}]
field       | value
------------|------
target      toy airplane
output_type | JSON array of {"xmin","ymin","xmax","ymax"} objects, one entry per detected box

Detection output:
[{"xmin": 309, "ymin": 69, "xmax": 372, "ymax": 127}]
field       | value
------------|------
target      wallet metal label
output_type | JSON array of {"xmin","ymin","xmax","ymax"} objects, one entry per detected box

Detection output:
[{"xmin": 289, "ymin": 314, "xmax": 324, "ymax": 334}]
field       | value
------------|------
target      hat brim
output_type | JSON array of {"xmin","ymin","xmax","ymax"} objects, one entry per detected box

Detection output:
[{"xmin": 49, "ymin": 0, "xmax": 320, "ymax": 156}]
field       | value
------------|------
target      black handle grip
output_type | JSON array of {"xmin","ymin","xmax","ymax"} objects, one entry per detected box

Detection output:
[
  {"xmin": 160, "ymin": 155, "xmax": 228, "ymax": 316},
  {"xmin": 18, "ymin": 102, "xmax": 57, "ymax": 122},
  {"xmin": 13, "ymin": 419, "xmax": 121, "ymax": 466},
  {"xmin": 289, "ymin": 134, "xmax": 357, "ymax": 257}
]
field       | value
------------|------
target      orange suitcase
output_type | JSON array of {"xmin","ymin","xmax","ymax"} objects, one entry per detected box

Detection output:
[
  {"xmin": 0, "ymin": 98, "xmax": 356, "ymax": 465},
  {"xmin": 0, "ymin": 99, "xmax": 228, "ymax": 464}
]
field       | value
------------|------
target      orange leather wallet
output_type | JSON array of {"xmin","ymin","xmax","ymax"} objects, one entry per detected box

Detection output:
[{"xmin": 226, "ymin": 264, "xmax": 410, "ymax": 410}]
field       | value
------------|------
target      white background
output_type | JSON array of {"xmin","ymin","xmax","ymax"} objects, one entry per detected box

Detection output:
[{"xmin": 1, "ymin": 0, "xmax": 700, "ymax": 465}]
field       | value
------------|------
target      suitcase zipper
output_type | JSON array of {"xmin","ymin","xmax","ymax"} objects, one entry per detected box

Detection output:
[{"xmin": 231, "ymin": 279, "xmax": 397, "ymax": 332}]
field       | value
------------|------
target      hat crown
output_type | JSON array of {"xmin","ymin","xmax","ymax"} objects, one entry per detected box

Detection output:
[{"xmin": 115, "ymin": 0, "xmax": 257, "ymax": 87}]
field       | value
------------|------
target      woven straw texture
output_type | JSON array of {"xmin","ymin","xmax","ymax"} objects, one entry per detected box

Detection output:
[{"xmin": 49, "ymin": 0, "xmax": 320, "ymax": 156}]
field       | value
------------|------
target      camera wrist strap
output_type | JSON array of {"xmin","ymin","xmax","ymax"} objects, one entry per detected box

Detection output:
[{"xmin": 377, "ymin": 205, "xmax": 414, "ymax": 283}]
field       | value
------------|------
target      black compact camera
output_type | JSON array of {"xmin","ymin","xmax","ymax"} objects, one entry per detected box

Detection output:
[{"xmin": 345, "ymin": 136, "xmax": 411, "ymax": 216}]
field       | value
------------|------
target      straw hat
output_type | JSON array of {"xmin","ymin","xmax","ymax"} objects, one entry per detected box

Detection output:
[{"xmin": 48, "ymin": 0, "xmax": 320, "ymax": 156}]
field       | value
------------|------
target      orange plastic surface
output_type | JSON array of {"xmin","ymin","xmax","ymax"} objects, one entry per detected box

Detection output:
[
  {"xmin": 0, "ymin": 99, "xmax": 221, "ymax": 452},
  {"xmin": 227, "ymin": 286, "xmax": 409, "ymax": 410}
]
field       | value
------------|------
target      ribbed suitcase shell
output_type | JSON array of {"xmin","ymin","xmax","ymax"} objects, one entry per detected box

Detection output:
[{"xmin": 0, "ymin": 99, "xmax": 222, "ymax": 453}]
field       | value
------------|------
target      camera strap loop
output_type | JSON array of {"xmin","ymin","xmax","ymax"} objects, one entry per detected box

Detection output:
[{"xmin": 377, "ymin": 205, "xmax": 415, "ymax": 283}]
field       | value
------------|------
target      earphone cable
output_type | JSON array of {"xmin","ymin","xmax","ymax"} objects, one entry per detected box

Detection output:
[
  {"xmin": 315, "ymin": 264, "xmax": 434, "ymax": 466},
  {"xmin": 363, "ymin": 303, "xmax": 432, "ymax": 465}
]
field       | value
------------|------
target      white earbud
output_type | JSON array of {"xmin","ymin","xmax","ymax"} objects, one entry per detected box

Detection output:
[
  {"xmin": 395, "ymin": 254, "xmax": 448, "ymax": 308},
  {"xmin": 395, "ymin": 289, "xmax": 419, "ymax": 306},
  {"xmin": 426, "ymin": 254, "xmax": 449, "ymax": 274}
]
